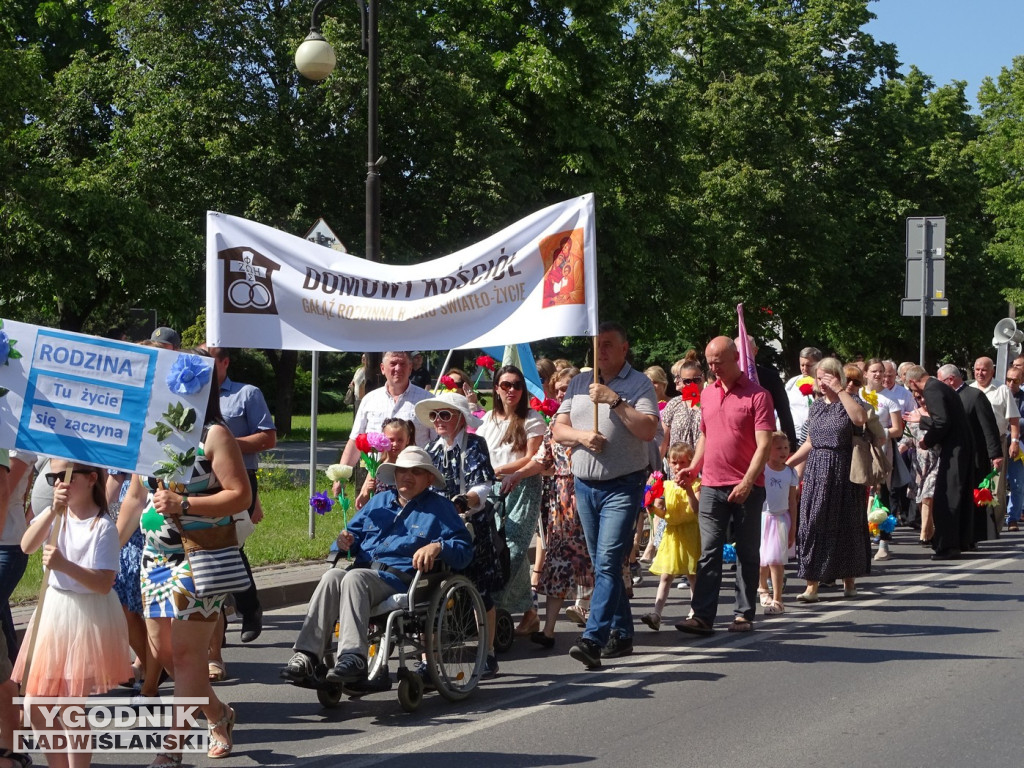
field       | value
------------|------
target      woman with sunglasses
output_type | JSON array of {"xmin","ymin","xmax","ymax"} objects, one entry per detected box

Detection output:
[
  {"xmin": 477, "ymin": 365, "xmax": 547, "ymax": 636},
  {"xmin": 417, "ymin": 392, "xmax": 501, "ymax": 679}
]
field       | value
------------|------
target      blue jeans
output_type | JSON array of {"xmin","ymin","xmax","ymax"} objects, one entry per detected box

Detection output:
[
  {"xmin": 0, "ymin": 545, "xmax": 28, "ymax": 664},
  {"xmin": 691, "ymin": 485, "xmax": 766, "ymax": 625},
  {"xmin": 1007, "ymin": 458, "xmax": 1024, "ymax": 524},
  {"xmin": 574, "ymin": 471, "xmax": 646, "ymax": 647}
]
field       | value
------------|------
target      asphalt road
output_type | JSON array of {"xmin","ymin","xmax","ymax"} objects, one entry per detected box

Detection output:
[{"xmin": 84, "ymin": 527, "xmax": 1024, "ymax": 767}]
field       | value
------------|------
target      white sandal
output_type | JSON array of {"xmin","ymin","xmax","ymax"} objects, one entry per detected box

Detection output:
[
  {"xmin": 764, "ymin": 600, "xmax": 785, "ymax": 616},
  {"xmin": 758, "ymin": 589, "xmax": 772, "ymax": 607}
]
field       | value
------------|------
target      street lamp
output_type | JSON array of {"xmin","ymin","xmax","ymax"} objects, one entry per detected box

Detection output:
[{"xmin": 295, "ymin": 0, "xmax": 382, "ymax": 269}]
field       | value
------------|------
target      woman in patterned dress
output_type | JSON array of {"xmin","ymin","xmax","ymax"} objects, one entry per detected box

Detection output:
[
  {"xmin": 786, "ymin": 358, "xmax": 872, "ymax": 602},
  {"xmin": 502, "ymin": 366, "xmax": 593, "ymax": 648},
  {"xmin": 477, "ymin": 365, "xmax": 547, "ymax": 635},
  {"xmin": 119, "ymin": 356, "xmax": 250, "ymax": 765},
  {"xmin": 418, "ymin": 391, "xmax": 502, "ymax": 679}
]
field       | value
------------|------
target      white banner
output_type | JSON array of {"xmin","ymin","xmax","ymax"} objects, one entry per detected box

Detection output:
[
  {"xmin": 206, "ymin": 194, "xmax": 598, "ymax": 351},
  {"xmin": 0, "ymin": 320, "xmax": 213, "ymax": 479}
]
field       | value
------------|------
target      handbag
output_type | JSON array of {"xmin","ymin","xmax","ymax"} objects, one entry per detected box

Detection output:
[
  {"xmin": 850, "ymin": 409, "xmax": 892, "ymax": 486},
  {"xmin": 172, "ymin": 517, "xmax": 251, "ymax": 597}
]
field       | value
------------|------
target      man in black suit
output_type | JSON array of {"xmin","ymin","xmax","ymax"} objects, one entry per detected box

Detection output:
[
  {"xmin": 904, "ymin": 366, "xmax": 974, "ymax": 560},
  {"xmin": 937, "ymin": 364, "xmax": 1003, "ymax": 548}
]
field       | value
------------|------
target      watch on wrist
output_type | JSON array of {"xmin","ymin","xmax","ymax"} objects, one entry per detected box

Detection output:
[
  {"xmin": 180, "ymin": 495, "xmax": 190, "ymax": 514},
  {"xmin": 610, "ymin": 396, "xmax": 624, "ymax": 409}
]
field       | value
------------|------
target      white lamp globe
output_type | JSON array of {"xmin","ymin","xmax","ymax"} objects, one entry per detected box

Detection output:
[{"xmin": 295, "ymin": 33, "xmax": 337, "ymax": 80}]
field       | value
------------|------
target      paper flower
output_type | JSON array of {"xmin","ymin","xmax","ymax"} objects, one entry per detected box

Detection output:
[
  {"xmin": 475, "ymin": 355, "xmax": 498, "ymax": 372},
  {"xmin": 529, "ymin": 396, "xmax": 560, "ymax": 421},
  {"xmin": 166, "ymin": 354, "xmax": 212, "ymax": 395},
  {"xmin": 644, "ymin": 471, "xmax": 665, "ymax": 508},
  {"xmin": 659, "ymin": 401, "xmax": 667, "ymax": 411},
  {"xmin": 354, "ymin": 432, "xmax": 391, "ymax": 477},
  {"xmin": 974, "ymin": 487, "xmax": 994, "ymax": 506},
  {"xmin": 797, "ymin": 375, "xmax": 814, "ymax": 397},
  {"xmin": 680, "ymin": 382, "xmax": 701, "ymax": 407},
  {"xmin": 439, "ymin": 375, "xmax": 459, "ymax": 392},
  {"xmin": 310, "ymin": 491, "xmax": 334, "ymax": 515},
  {"xmin": 879, "ymin": 514, "xmax": 898, "ymax": 534},
  {"xmin": 868, "ymin": 508, "xmax": 888, "ymax": 525},
  {"xmin": 868, "ymin": 521, "xmax": 880, "ymax": 537},
  {"xmin": 860, "ymin": 387, "xmax": 879, "ymax": 410},
  {"xmin": 326, "ymin": 464, "xmax": 353, "ymax": 482}
]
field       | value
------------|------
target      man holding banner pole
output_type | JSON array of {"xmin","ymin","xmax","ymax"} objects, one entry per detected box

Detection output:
[{"xmin": 552, "ymin": 322, "xmax": 659, "ymax": 669}]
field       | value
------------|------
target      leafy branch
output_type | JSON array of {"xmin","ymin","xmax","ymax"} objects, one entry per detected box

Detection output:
[{"xmin": 148, "ymin": 401, "xmax": 197, "ymax": 442}]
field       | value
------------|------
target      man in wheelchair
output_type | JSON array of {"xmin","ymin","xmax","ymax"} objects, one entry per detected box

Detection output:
[{"xmin": 281, "ymin": 446, "xmax": 473, "ymax": 686}]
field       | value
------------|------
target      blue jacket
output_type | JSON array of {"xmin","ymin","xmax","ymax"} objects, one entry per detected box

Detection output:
[{"xmin": 345, "ymin": 488, "xmax": 473, "ymax": 592}]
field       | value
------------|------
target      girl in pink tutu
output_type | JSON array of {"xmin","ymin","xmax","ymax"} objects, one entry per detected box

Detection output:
[
  {"xmin": 14, "ymin": 459, "xmax": 131, "ymax": 767},
  {"xmin": 759, "ymin": 433, "xmax": 799, "ymax": 615}
]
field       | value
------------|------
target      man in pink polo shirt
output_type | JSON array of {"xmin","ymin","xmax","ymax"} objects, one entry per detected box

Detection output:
[{"xmin": 675, "ymin": 336, "xmax": 775, "ymax": 635}]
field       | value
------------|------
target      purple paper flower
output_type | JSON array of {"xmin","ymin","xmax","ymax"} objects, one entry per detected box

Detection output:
[
  {"xmin": 310, "ymin": 491, "xmax": 334, "ymax": 515},
  {"xmin": 166, "ymin": 354, "xmax": 212, "ymax": 395},
  {"xmin": 367, "ymin": 432, "xmax": 392, "ymax": 452}
]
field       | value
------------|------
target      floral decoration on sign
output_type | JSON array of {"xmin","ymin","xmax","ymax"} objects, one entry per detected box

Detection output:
[
  {"xmin": 0, "ymin": 320, "xmax": 22, "ymax": 368},
  {"xmin": 166, "ymin": 354, "xmax": 212, "ymax": 395}
]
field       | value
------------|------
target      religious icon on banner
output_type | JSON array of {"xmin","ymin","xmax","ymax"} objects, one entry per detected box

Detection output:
[{"xmin": 540, "ymin": 229, "xmax": 586, "ymax": 308}]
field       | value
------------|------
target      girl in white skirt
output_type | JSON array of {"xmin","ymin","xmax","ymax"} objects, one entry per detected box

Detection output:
[
  {"xmin": 14, "ymin": 459, "xmax": 131, "ymax": 767},
  {"xmin": 759, "ymin": 433, "xmax": 799, "ymax": 615}
]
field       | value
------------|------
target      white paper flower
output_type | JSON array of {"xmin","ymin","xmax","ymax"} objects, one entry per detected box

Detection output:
[{"xmin": 326, "ymin": 464, "xmax": 353, "ymax": 482}]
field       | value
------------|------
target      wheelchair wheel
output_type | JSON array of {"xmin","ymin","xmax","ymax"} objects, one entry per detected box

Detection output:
[
  {"xmin": 425, "ymin": 574, "xmax": 487, "ymax": 702},
  {"xmin": 317, "ymin": 684, "xmax": 344, "ymax": 709},
  {"xmin": 493, "ymin": 607, "xmax": 515, "ymax": 653},
  {"xmin": 397, "ymin": 674, "xmax": 424, "ymax": 713}
]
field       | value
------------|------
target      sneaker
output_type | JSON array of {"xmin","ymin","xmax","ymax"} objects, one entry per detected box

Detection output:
[
  {"xmin": 601, "ymin": 631, "xmax": 634, "ymax": 659},
  {"xmin": 674, "ymin": 579, "xmax": 688, "ymax": 590},
  {"xmin": 280, "ymin": 651, "xmax": 317, "ymax": 683},
  {"xmin": 568, "ymin": 636, "xmax": 603, "ymax": 669},
  {"xmin": 565, "ymin": 605, "xmax": 588, "ymax": 627},
  {"xmin": 640, "ymin": 612, "xmax": 661, "ymax": 631},
  {"xmin": 481, "ymin": 655, "xmax": 499, "ymax": 680},
  {"xmin": 413, "ymin": 660, "xmax": 436, "ymax": 691},
  {"xmin": 629, "ymin": 562, "xmax": 643, "ymax": 587},
  {"xmin": 325, "ymin": 652, "xmax": 368, "ymax": 684},
  {"xmin": 1008, "ymin": 522, "xmax": 1020, "ymax": 532},
  {"xmin": 874, "ymin": 542, "xmax": 891, "ymax": 561}
]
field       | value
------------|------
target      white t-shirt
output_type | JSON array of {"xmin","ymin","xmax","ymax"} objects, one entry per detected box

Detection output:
[
  {"xmin": 971, "ymin": 381, "xmax": 1021, "ymax": 437},
  {"xmin": 862, "ymin": 387, "xmax": 900, "ymax": 430},
  {"xmin": 763, "ymin": 465, "xmax": 798, "ymax": 515},
  {"xmin": 350, "ymin": 383, "xmax": 435, "ymax": 447},
  {"xmin": 785, "ymin": 376, "xmax": 814, "ymax": 437},
  {"xmin": 883, "ymin": 384, "xmax": 915, "ymax": 415},
  {"xmin": 46, "ymin": 513, "xmax": 120, "ymax": 593},
  {"xmin": 476, "ymin": 410, "xmax": 547, "ymax": 469}
]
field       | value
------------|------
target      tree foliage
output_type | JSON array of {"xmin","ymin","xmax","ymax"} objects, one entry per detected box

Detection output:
[{"xmin": 0, "ymin": 0, "xmax": 1019, "ymax": 411}]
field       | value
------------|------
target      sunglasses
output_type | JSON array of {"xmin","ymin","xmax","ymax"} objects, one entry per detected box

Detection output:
[
  {"xmin": 848, "ymin": 380, "xmax": 862, "ymax": 387},
  {"xmin": 428, "ymin": 410, "xmax": 456, "ymax": 422},
  {"xmin": 676, "ymin": 378, "xmax": 701, "ymax": 386},
  {"xmin": 44, "ymin": 469, "xmax": 93, "ymax": 486},
  {"xmin": 498, "ymin": 380, "xmax": 524, "ymax": 392}
]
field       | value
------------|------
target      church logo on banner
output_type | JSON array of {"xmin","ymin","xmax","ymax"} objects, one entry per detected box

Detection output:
[
  {"xmin": 540, "ymin": 229, "xmax": 586, "ymax": 308},
  {"xmin": 217, "ymin": 247, "xmax": 282, "ymax": 315}
]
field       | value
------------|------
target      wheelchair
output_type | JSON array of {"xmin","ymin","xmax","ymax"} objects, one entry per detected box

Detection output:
[{"xmin": 291, "ymin": 568, "xmax": 488, "ymax": 713}]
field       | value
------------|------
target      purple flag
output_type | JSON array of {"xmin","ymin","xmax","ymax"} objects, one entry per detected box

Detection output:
[{"xmin": 737, "ymin": 303, "xmax": 759, "ymax": 385}]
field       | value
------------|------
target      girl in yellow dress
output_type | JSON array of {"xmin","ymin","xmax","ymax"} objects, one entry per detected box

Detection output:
[{"xmin": 641, "ymin": 443, "xmax": 701, "ymax": 631}]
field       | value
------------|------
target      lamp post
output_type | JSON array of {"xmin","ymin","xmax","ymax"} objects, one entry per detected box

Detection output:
[
  {"xmin": 296, "ymin": 0, "xmax": 383, "ymax": 386},
  {"xmin": 296, "ymin": 1, "xmax": 383, "ymax": 536}
]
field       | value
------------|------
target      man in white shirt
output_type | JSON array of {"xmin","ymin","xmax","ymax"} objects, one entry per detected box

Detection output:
[
  {"xmin": 332, "ymin": 351, "xmax": 434, "ymax": 502},
  {"xmin": 971, "ymin": 356, "xmax": 1021, "ymax": 528},
  {"xmin": 784, "ymin": 346, "xmax": 822, "ymax": 442}
]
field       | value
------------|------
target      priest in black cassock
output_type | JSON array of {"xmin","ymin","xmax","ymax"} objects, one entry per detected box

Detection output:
[{"xmin": 904, "ymin": 366, "xmax": 974, "ymax": 560}]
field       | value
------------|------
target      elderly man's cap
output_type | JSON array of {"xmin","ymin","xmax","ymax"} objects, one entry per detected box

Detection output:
[{"xmin": 150, "ymin": 327, "xmax": 181, "ymax": 348}]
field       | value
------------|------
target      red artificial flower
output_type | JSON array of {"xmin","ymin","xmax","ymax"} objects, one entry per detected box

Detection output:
[
  {"xmin": 530, "ymin": 396, "xmax": 543, "ymax": 411},
  {"xmin": 541, "ymin": 397, "xmax": 559, "ymax": 416},
  {"xmin": 798, "ymin": 382, "xmax": 814, "ymax": 396},
  {"xmin": 974, "ymin": 488, "xmax": 994, "ymax": 506},
  {"xmin": 440, "ymin": 375, "xmax": 458, "ymax": 391},
  {"xmin": 354, "ymin": 433, "xmax": 371, "ymax": 454},
  {"xmin": 476, "ymin": 355, "xmax": 498, "ymax": 372},
  {"xmin": 680, "ymin": 382, "xmax": 702, "ymax": 406},
  {"xmin": 643, "ymin": 473, "xmax": 665, "ymax": 508}
]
